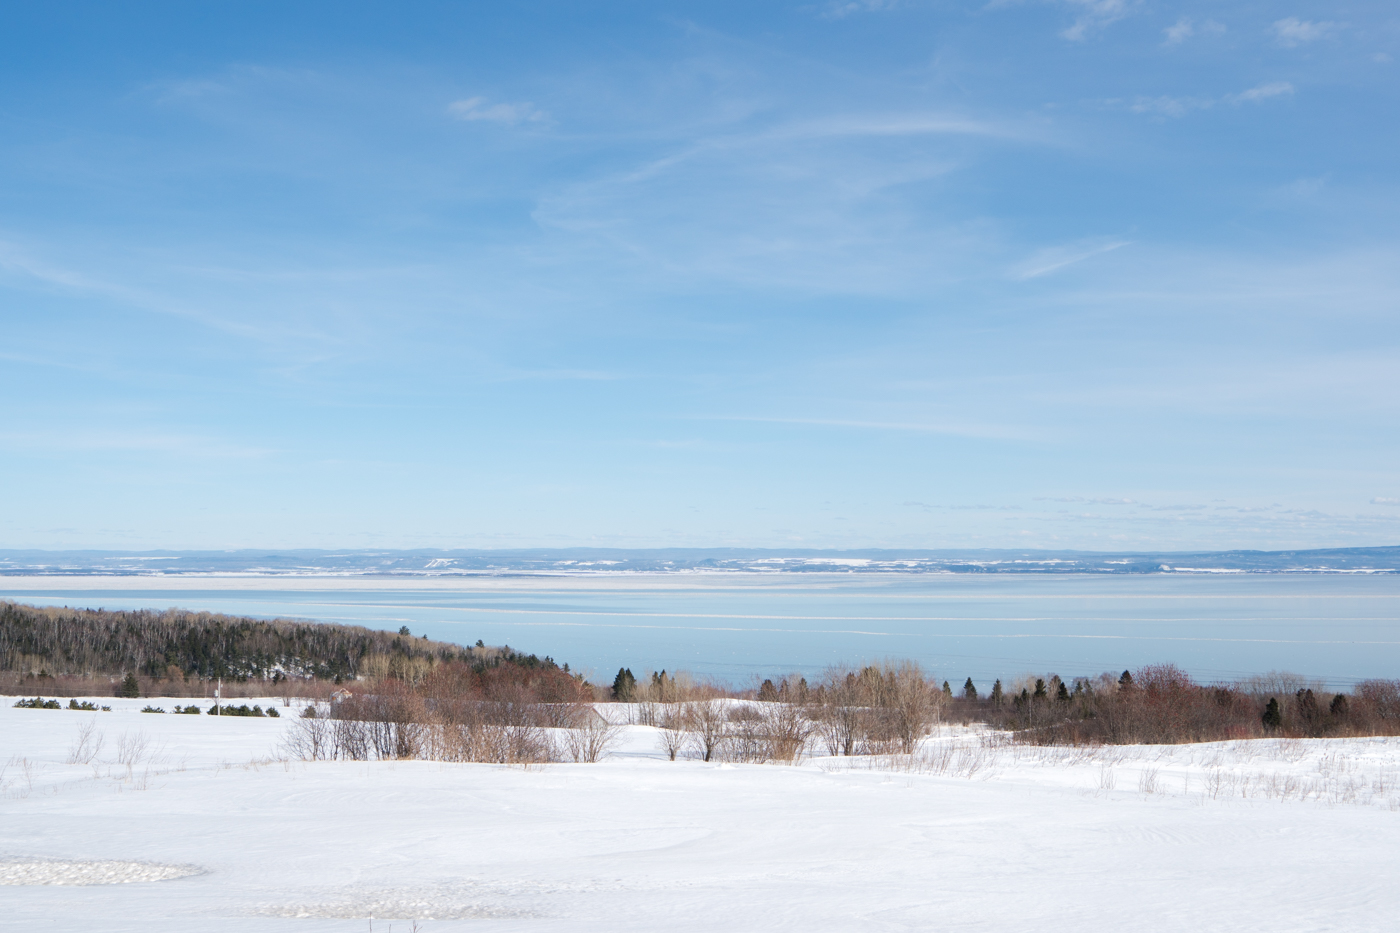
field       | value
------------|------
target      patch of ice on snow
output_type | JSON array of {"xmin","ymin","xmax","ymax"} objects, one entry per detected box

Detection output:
[{"xmin": 0, "ymin": 858, "xmax": 203, "ymax": 885}]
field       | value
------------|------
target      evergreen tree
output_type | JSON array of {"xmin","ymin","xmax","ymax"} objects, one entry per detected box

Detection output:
[
  {"xmin": 1330, "ymin": 693, "xmax": 1349, "ymax": 718},
  {"xmin": 990, "ymin": 679, "xmax": 1004, "ymax": 705},
  {"xmin": 1296, "ymin": 688, "xmax": 1319, "ymax": 723},
  {"xmin": 1119, "ymin": 670, "xmax": 1134, "ymax": 688},
  {"xmin": 1262, "ymin": 697, "xmax": 1283, "ymax": 730},
  {"xmin": 962, "ymin": 677, "xmax": 977, "ymax": 701},
  {"xmin": 759, "ymin": 678, "xmax": 778, "ymax": 702},
  {"xmin": 118, "ymin": 672, "xmax": 140, "ymax": 698},
  {"xmin": 1032, "ymin": 678, "xmax": 1047, "ymax": 701},
  {"xmin": 942, "ymin": 680, "xmax": 953, "ymax": 700},
  {"xmin": 612, "ymin": 667, "xmax": 636, "ymax": 701},
  {"xmin": 1056, "ymin": 681, "xmax": 1070, "ymax": 703}
]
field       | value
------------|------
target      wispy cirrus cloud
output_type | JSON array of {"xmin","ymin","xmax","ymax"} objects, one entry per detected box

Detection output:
[
  {"xmin": 448, "ymin": 96, "xmax": 546, "ymax": 124},
  {"xmin": 1123, "ymin": 82, "xmax": 1294, "ymax": 118},
  {"xmin": 1230, "ymin": 82, "xmax": 1295, "ymax": 104},
  {"xmin": 820, "ymin": 0, "xmax": 899, "ymax": 20},
  {"xmin": 1060, "ymin": 0, "xmax": 1133, "ymax": 42},
  {"xmin": 1162, "ymin": 17, "xmax": 1225, "ymax": 46},
  {"xmin": 1012, "ymin": 238, "xmax": 1129, "ymax": 279},
  {"xmin": 1272, "ymin": 17, "xmax": 1339, "ymax": 48}
]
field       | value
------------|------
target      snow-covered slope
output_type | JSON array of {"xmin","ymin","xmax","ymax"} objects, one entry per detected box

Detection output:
[{"xmin": 2, "ymin": 699, "xmax": 1397, "ymax": 932}]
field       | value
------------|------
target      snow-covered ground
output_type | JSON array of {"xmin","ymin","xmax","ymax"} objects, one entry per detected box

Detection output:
[{"xmin": 3, "ymin": 698, "xmax": 1398, "ymax": 932}]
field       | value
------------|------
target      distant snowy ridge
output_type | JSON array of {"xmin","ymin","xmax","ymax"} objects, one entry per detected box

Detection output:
[{"xmin": 1, "ymin": 546, "xmax": 1397, "ymax": 576}]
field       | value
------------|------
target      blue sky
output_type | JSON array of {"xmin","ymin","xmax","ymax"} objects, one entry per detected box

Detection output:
[{"xmin": 1, "ymin": 1, "xmax": 1397, "ymax": 551}]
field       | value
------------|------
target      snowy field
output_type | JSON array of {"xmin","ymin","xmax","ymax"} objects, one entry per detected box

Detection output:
[{"xmin": 3, "ymin": 699, "xmax": 1399, "ymax": 932}]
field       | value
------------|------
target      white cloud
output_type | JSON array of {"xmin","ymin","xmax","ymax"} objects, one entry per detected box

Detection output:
[
  {"xmin": 1163, "ymin": 18, "xmax": 1194, "ymax": 44},
  {"xmin": 448, "ymin": 96, "xmax": 546, "ymax": 125},
  {"xmin": 1373, "ymin": 497, "xmax": 1400, "ymax": 506},
  {"xmin": 1060, "ymin": 0, "xmax": 1130, "ymax": 41},
  {"xmin": 1163, "ymin": 17, "xmax": 1225, "ymax": 45},
  {"xmin": 1123, "ymin": 82, "xmax": 1293, "ymax": 119},
  {"xmin": 1230, "ymin": 81, "xmax": 1295, "ymax": 103},
  {"xmin": 822, "ymin": 0, "xmax": 898, "ymax": 19},
  {"xmin": 1272, "ymin": 17, "xmax": 1338, "ymax": 48}
]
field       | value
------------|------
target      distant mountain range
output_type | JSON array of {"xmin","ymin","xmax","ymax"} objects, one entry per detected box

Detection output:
[{"xmin": 1, "ymin": 546, "xmax": 1397, "ymax": 575}]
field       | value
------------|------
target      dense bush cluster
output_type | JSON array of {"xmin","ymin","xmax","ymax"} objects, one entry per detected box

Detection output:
[
  {"xmin": 954, "ymin": 665, "xmax": 1400, "ymax": 744},
  {"xmin": 285, "ymin": 659, "xmax": 607, "ymax": 764},
  {"xmin": 618, "ymin": 662, "xmax": 945, "ymax": 762}
]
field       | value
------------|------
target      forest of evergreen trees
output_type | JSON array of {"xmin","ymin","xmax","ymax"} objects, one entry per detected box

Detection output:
[{"xmin": 0, "ymin": 600, "xmax": 561, "ymax": 695}]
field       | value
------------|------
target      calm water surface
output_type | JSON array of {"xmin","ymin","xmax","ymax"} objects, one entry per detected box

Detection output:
[{"xmin": 5, "ymin": 574, "xmax": 1399, "ymax": 687}]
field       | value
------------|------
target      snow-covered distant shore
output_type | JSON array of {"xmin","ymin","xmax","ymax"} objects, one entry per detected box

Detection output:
[
  {"xmin": 3, "ymin": 544, "xmax": 1398, "ymax": 577},
  {"xmin": 3, "ymin": 699, "xmax": 1398, "ymax": 931}
]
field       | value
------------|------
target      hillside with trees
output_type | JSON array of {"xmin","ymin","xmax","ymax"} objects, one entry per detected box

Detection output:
[{"xmin": 0, "ymin": 601, "xmax": 571, "ymax": 698}]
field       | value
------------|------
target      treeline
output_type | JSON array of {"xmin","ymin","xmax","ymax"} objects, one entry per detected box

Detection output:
[
  {"xmin": 611, "ymin": 662, "xmax": 1400, "ymax": 748},
  {"xmin": 282, "ymin": 660, "xmax": 1400, "ymax": 768},
  {"xmin": 294, "ymin": 661, "xmax": 949, "ymax": 765},
  {"xmin": 958, "ymin": 665, "xmax": 1400, "ymax": 744},
  {"xmin": 0, "ymin": 601, "xmax": 569, "ymax": 697}
]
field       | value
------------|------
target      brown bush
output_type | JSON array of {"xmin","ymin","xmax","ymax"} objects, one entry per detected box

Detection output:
[{"xmin": 969, "ymin": 666, "xmax": 1400, "ymax": 745}]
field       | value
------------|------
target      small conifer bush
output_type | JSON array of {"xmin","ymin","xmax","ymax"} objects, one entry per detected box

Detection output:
[{"xmin": 14, "ymin": 697, "xmax": 62, "ymax": 709}]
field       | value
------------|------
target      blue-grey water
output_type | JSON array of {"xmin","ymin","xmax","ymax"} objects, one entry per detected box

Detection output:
[{"xmin": 4, "ymin": 574, "xmax": 1399, "ymax": 687}]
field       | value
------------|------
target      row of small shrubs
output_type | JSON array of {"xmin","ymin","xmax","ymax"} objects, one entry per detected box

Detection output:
[
  {"xmin": 209, "ymin": 703, "xmax": 280, "ymax": 717},
  {"xmin": 13, "ymin": 696, "xmax": 111, "ymax": 711},
  {"xmin": 13, "ymin": 695, "xmax": 281, "ymax": 717},
  {"xmin": 138, "ymin": 703, "xmax": 280, "ymax": 717}
]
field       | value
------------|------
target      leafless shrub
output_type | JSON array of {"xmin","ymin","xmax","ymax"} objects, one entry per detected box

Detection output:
[
  {"xmin": 723, "ymin": 704, "xmax": 769, "ymax": 763},
  {"xmin": 656, "ymin": 704, "xmax": 691, "ymax": 761},
  {"xmin": 115, "ymin": 730, "xmax": 150, "ymax": 767},
  {"xmin": 3, "ymin": 756, "xmax": 36, "ymax": 798},
  {"xmin": 282, "ymin": 715, "xmax": 332, "ymax": 761},
  {"xmin": 332, "ymin": 718, "xmax": 371, "ymax": 760},
  {"xmin": 66, "ymin": 719, "xmax": 104, "ymax": 765},
  {"xmin": 563, "ymin": 713, "xmax": 622, "ymax": 763},
  {"xmin": 812, "ymin": 666, "xmax": 864, "ymax": 756},
  {"xmin": 684, "ymin": 700, "xmax": 729, "ymax": 762},
  {"xmin": 807, "ymin": 661, "xmax": 938, "ymax": 755},
  {"xmin": 634, "ymin": 700, "xmax": 660, "ymax": 727},
  {"xmin": 758, "ymin": 702, "xmax": 815, "ymax": 763}
]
